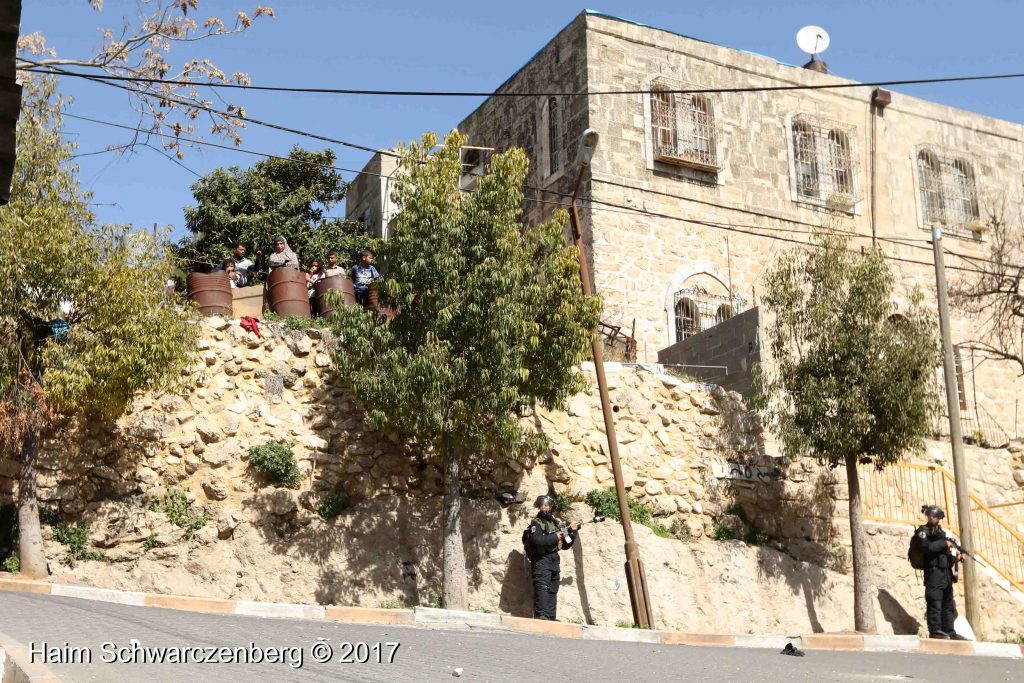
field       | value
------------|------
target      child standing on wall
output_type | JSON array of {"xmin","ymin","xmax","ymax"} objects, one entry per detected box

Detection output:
[{"xmin": 350, "ymin": 250, "xmax": 381, "ymax": 308}]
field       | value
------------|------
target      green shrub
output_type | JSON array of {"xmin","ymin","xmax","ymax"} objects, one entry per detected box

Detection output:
[
  {"xmin": 163, "ymin": 488, "xmax": 207, "ymax": 539},
  {"xmin": 377, "ymin": 599, "xmax": 408, "ymax": 610},
  {"xmin": 712, "ymin": 522, "xmax": 737, "ymax": 541},
  {"xmin": 143, "ymin": 534, "xmax": 158, "ymax": 551},
  {"xmin": 554, "ymin": 492, "xmax": 577, "ymax": 516},
  {"xmin": 2, "ymin": 555, "xmax": 19, "ymax": 573},
  {"xmin": 996, "ymin": 629, "xmax": 1024, "ymax": 645},
  {"xmin": 585, "ymin": 488, "xmax": 654, "ymax": 527},
  {"xmin": 82, "ymin": 551, "xmax": 104, "ymax": 562},
  {"xmin": 249, "ymin": 441, "xmax": 302, "ymax": 488},
  {"xmin": 52, "ymin": 521, "xmax": 90, "ymax": 560},
  {"xmin": 669, "ymin": 518, "xmax": 693, "ymax": 541},
  {"xmin": 263, "ymin": 313, "xmax": 322, "ymax": 331},
  {"xmin": 615, "ymin": 619, "xmax": 635, "ymax": 628},
  {"xmin": 745, "ymin": 529, "xmax": 771, "ymax": 546},
  {"xmin": 316, "ymin": 492, "xmax": 352, "ymax": 520}
]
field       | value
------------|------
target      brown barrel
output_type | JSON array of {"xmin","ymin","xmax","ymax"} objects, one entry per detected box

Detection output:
[
  {"xmin": 267, "ymin": 267, "xmax": 311, "ymax": 318},
  {"xmin": 368, "ymin": 282, "xmax": 380, "ymax": 309},
  {"xmin": 186, "ymin": 271, "xmax": 233, "ymax": 316},
  {"xmin": 314, "ymin": 275, "xmax": 356, "ymax": 318}
]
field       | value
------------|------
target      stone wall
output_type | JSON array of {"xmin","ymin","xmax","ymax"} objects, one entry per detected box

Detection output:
[
  {"xmin": 1, "ymin": 318, "xmax": 1021, "ymax": 635},
  {"xmin": 657, "ymin": 307, "xmax": 761, "ymax": 399}
]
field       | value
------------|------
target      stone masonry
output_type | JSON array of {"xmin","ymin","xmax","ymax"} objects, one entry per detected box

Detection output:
[{"xmin": 1, "ymin": 318, "xmax": 1022, "ymax": 635}]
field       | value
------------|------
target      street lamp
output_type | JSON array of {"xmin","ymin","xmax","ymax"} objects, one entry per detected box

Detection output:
[{"xmin": 567, "ymin": 128, "xmax": 654, "ymax": 629}]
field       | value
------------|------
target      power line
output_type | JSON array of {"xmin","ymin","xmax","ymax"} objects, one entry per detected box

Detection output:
[
  {"xmin": 20, "ymin": 62, "xmax": 1024, "ymax": 98},
  {"xmin": 30, "ymin": 62, "xmax": 394, "ymax": 158},
  {"xmin": 62, "ymin": 111, "xmax": 394, "ymax": 181}
]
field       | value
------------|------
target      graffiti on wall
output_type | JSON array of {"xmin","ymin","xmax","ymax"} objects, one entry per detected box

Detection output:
[{"xmin": 712, "ymin": 461, "xmax": 785, "ymax": 483}]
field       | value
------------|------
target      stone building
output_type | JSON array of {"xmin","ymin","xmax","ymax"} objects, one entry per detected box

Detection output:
[{"xmin": 347, "ymin": 10, "xmax": 1024, "ymax": 440}]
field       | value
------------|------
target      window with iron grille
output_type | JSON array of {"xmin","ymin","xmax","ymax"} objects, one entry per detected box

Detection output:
[
  {"xmin": 672, "ymin": 287, "xmax": 746, "ymax": 344},
  {"xmin": 543, "ymin": 96, "xmax": 562, "ymax": 178},
  {"xmin": 916, "ymin": 148, "xmax": 981, "ymax": 239},
  {"xmin": 789, "ymin": 115, "xmax": 859, "ymax": 210},
  {"xmin": 649, "ymin": 80, "xmax": 721, "ymax": 172}
]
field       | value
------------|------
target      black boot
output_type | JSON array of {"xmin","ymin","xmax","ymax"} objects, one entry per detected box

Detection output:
[
  {"xmin": 929, "ymin": 631, "xmax": 950, "ymax": 639},
  {"xmin": 948, "ymin": 632, "xmax": 968, "ymax": 641}
]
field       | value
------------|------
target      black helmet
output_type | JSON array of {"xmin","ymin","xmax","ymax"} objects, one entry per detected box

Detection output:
[
  {"xmin": 922, "ymin": 504, "xmax": 945, "ymax": 519},
  {"xmin": 535, "ymin": 495, "xmax": 556, "ymax": 509}
]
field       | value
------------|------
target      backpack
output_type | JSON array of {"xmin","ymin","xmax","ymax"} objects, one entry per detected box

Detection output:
[{"xmin": 908, "ymin": 529, "xmax": 926, "ymax": 570}]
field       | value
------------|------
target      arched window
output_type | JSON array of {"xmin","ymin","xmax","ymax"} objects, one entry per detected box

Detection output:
[
  {"xmin": 688, "ymin": 95, "xmax": 715, "ymax": 166},
  {"xmin": 950, "ymin": 159, "xmax": 979, "ymax": 225},
  {"xmin": 792, "ymin": 121, "xmax": 818, "ymax": 198},
  {"xmin": 827, "ymin": 130, "xmax": 853, "ymax": 195},
  {"xmin": 674, "ymin": 298, "xmax": 700, "ymax": 343},
  {"xmin": 651, "ymin": 85, "xmax": 677, "ymax": 159},
  {"xmin": 546, "ymin": 97, "xmax": 561, "ymax": 176},
  {"xmin": 917, "ymin": 150, "xmax": 944, "ymax": 224},
  {"xmin": 715, "ymin": 303, "xmax": 734, "ymax": 325}
]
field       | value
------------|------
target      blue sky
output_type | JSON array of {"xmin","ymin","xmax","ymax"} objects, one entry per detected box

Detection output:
[{"xmin": 23, "ymin": 0, "xmax": 1024, "ymax": 243}]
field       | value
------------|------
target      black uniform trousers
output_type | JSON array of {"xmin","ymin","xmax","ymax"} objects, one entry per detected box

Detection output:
[
  {"xmin": 531, "ymin": 551, "xmax": 560, "ymax": 620},
  {"xmin": 924, "ymin": 568, "xmax": 956, "ymax": 635}
]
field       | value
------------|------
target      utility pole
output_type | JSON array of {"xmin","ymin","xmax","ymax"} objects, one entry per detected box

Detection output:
[
  {"xmin": 0, "ymin": 0, "xmax": 23, "ymax": 205},
  {"xmin": 931, "ymin": 227, "xmax": 979, "ymax": 631},
  {"xmin": 570, "ymin": 129, "xmax": 653, "ymax": 628}
]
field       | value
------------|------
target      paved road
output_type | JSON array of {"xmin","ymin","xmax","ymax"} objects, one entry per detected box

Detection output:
[{"xmin": 1, "ymin": 593, "xmax": 1021, "ymax": 682}]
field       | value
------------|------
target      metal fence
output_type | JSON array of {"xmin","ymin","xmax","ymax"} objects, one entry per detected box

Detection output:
[{"xmin": 859, "ymin": 462, "xmax": 1024, "ymax": 593}]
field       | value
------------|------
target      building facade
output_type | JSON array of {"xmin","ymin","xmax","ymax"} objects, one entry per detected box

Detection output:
[{"xmin": 348, "ymin": 11, "xmax": 1024, "ymax": 440}]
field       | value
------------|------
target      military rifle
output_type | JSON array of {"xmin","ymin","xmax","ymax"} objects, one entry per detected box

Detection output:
[{"xmin": 557, "ymin": 514, "xmax": 606, "ymax": 549}]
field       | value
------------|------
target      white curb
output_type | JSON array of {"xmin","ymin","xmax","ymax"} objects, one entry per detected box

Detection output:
[
  {"xmin": 733, "ymin": 635, "xmax": 801, "ymax": 650},
  {"xmin": 581, "ymin": 625, "xmax": 660, "ymax": 643},
  {"xmin": 413, "ymin": 607, "xmax": 502, "ymax": 628},
  {"xmin": 51, "ymin": 584, "xmax": 145, "ymax": 606},
  {"xmin": 862, "ymin": 635, "xmax": 921, "ymax": 652},
  {"xmin": 234, "ymin": 601, "xmax": 327, "ymax": 621},
  {"xmin": 973, "ymin": 641, "xmax": 1023, "ymax": 658}
]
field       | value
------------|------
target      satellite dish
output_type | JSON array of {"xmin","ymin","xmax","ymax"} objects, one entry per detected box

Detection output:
[{"xmin": 796, "ymin": 26, "xmax": 830, "ymax": 57}]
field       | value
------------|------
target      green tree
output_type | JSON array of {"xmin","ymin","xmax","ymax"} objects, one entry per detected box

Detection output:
[
  {"xmin": 329, "ymin": 132, "xmax": 600, "ymax": 609},
  {"xmin": 0, "ymin": 75, "xmax": 196, "ymax": 578},
  {"xmin": 756, "ymin": 231, "xmax": 939, "ymax": 633},
  {"xmin": 179, "ymin": 147, "xmax": 379, "ymax": 277}
]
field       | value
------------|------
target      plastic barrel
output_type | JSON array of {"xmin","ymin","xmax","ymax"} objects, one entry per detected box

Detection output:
[
  {"xmin": 314, "ymin": 275, "xmax": 356, "ymax": 318},
  {"xmin": 186, "ymin": 271, "xmax": 233, "ymax": 316},
  {"xmin": 267, "ymin": 267, "xmax": 311, "ymax": 318}
]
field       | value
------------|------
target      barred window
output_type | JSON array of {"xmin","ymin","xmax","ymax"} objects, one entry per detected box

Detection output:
[
  {"xmin": 547, "ymin": 97, "xmax": 560, "ymax": 177},
  {"xmin": 672, "ymin": 286, "xmax": 747, "ymax": 345},
  {"xmin": 916, "ymin": 148, "xmax": 981, "ymax": 238},
  {"xmin": 917, "ymin": 150, "xmax": 944, "ymax": 224},
  {"xmin": 827, "ymin": 130, "xmax": 853, "ymax": 195},
  {"xmin": 950, "ymin": 160, "xmax": 979, "ymax": 225},
  {"xmin": 793, "ymin": 121, "xmax": 818, "ymax": 199},
  {"xmin": 687, "ymin": 95, "xmax": 716, "ymax": 167},
  {"xmin": 649, "ymin": 80, "xmax": 721, "ymax": 171},
  {"xmin": 651, "ymin": 86, "xmax": 677, "ymax": 159},
  {"xmin": 674, "ymin": 298, "xmax": 700, "ymax": 343}
]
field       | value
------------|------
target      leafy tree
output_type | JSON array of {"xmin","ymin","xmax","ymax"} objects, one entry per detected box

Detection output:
[
  {"xmin": 18, "ymin": 1, "xmax": 274, "ymax": 156},
  {"xmin": 756, "ymin": 231, "xmax": 939, "ymax": 633},
  {"xmin": 179, "ymin": 147, "xmax": 379, "ymax": 277},
  {"xmin": 329, "ymin": 132, "xmax": 601, "ymax": 609},
  {"xmin": 0, "ymin": 74, "xmax": 196, "ymax": 578}
]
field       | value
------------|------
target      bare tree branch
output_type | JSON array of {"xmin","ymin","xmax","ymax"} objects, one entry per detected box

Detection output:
[
  {"xmin": 17, "ymin": 1, "xmax": 274, "ymax": 156},
  {"xmin": 950, "ymin": 200, "xmax": 1024, "ymax": 374}
]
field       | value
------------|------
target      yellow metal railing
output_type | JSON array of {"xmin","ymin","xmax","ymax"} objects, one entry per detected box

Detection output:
[{"xmin": 859, "ymin": 462, "xmax": 1024, "ymax": 594}]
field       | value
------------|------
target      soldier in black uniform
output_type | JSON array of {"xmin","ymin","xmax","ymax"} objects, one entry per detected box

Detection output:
[
  {"xmin": 525, "ymin": 495, "xmax": 578, "ymax": 620},
  {"xmin": 916, "ymin": 505, "xmax": 967, "ymax": 640}
]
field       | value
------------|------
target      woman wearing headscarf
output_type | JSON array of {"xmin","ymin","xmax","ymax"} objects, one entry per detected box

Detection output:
[{"xmin": 267, "ymin": 236, "xmax": 299, "ymax": 271}]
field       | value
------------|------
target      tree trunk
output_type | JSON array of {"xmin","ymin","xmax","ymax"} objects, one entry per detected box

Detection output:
[
  {"xmin": 441, "ymin": 439, "xmax": 468, "ymax": 610},
  {"xmin": 845, "ymin": 454, "xmax": 876, "ymax": 634},
  {"xmin": 17, "ymin": 425, "xmax": 48, "ymax": 579}
]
